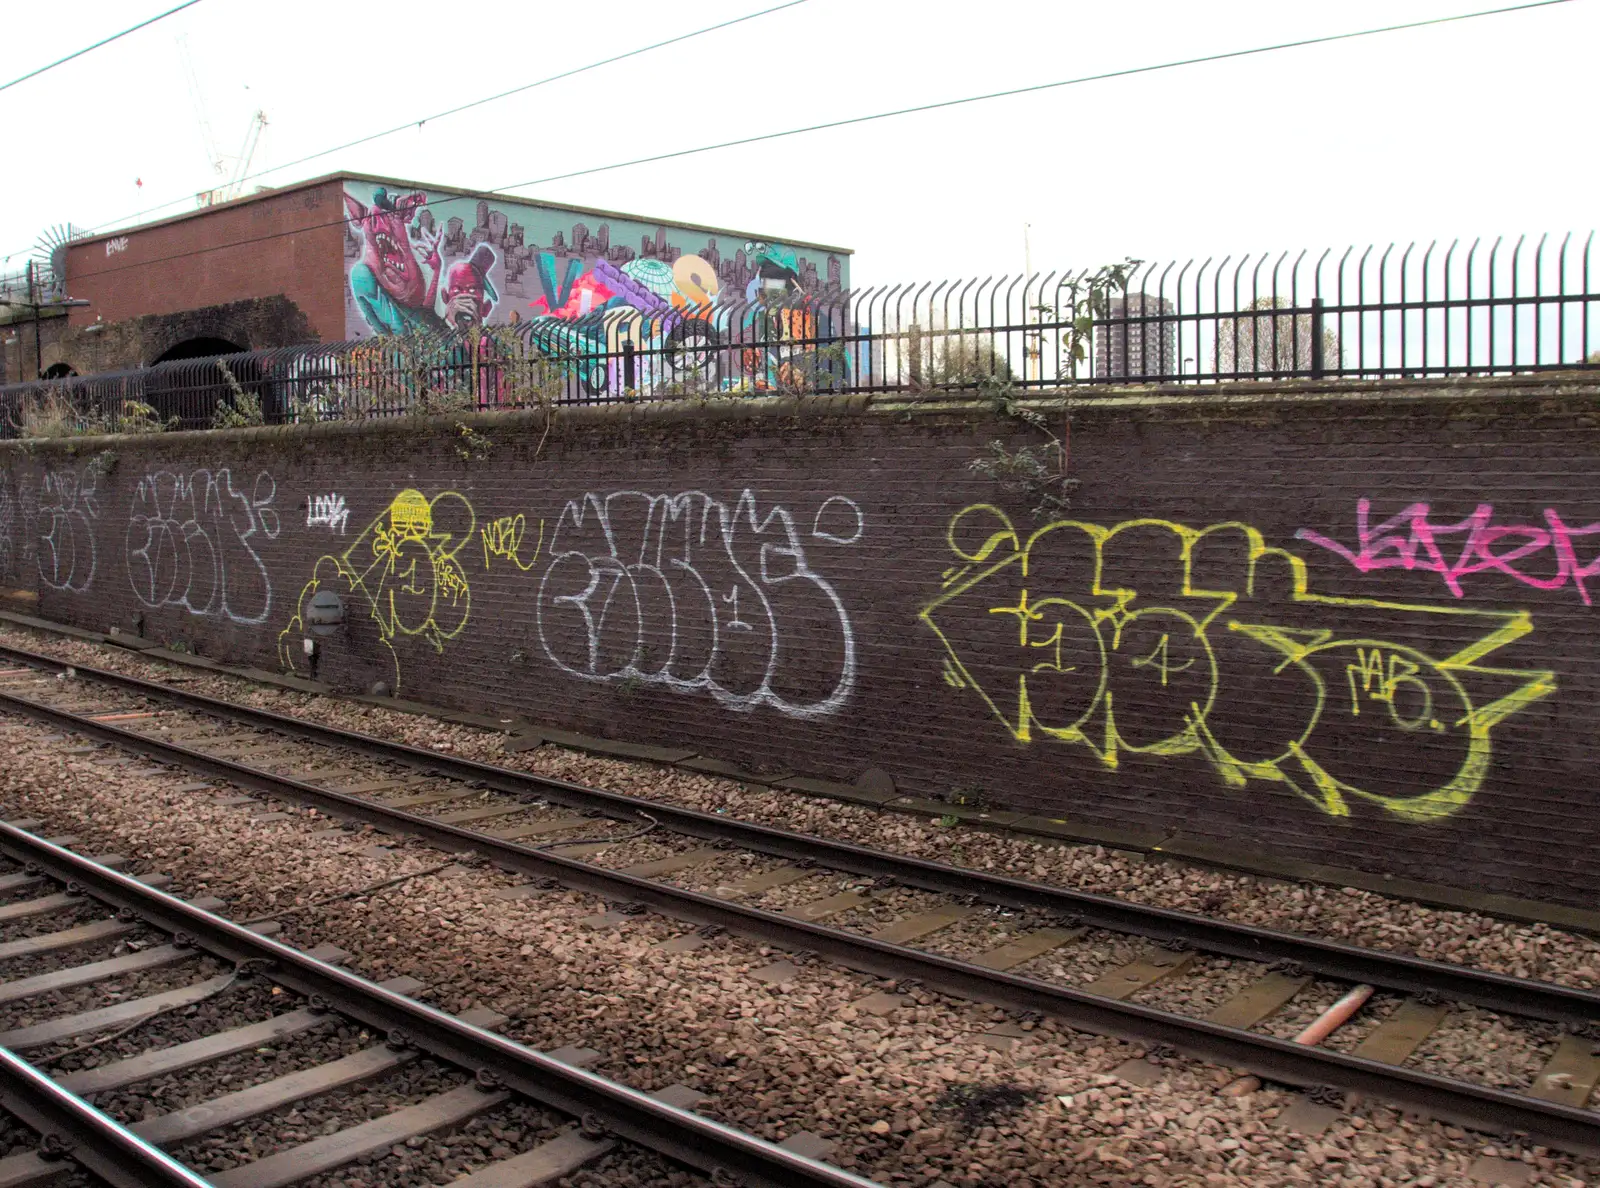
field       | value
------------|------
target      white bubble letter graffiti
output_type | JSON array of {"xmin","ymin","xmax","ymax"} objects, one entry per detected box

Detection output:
[
  {"xmin": 125, "ymin": 468, "xmax": 281, "ymax": 624},
  {"xmin": 35, "ymin": 467, "xmax": 99, "ymax": 593},
  {"xmin": 537, "ymin": 490, "xmax": 858, "ymax": 717}
]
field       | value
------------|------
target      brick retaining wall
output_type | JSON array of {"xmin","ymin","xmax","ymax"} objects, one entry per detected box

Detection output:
[{"xmin": 1, "ymin": 374, "xmax": 1595, "ymax": 906}]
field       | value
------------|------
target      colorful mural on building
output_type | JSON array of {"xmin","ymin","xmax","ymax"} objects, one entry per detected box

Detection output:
[{"xmin": 341, "ymin": 182, "xmax": 850, "ymax": 394}]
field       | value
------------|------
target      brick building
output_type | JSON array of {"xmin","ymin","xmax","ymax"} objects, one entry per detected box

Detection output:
[{"xmin": 0, "ymin": 172, "xmax": 850, "ymax": 382}]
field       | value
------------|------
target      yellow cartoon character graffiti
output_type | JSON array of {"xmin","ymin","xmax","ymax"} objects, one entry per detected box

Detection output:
[{"xmin": 279, "ymin": 489, "xmax": 475, "ymax": 694}]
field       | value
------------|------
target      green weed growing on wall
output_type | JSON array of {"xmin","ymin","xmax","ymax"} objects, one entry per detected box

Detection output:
[
  {"xmin": 1050, "ymin": 258, "xmax": 1143, "ymax": 381},
  {"xmin": 9, "ymin": 389, "xmax": 173, "ymax": 439},
  {"xmin": 213, "ymin": 362, "xmax": 266, "ymax": 429},
  {"xmin": 966, "ymin": 261, "xmax": 1142, "ymax": 520},
  {"xmin": 407, "ymin": 385, "xmax": 493, "ymax": 461},
  {"xmin": 114, "ymin": 401, "xmax": 173, "ymax": 434},
  {"xmin": 968, "ymin": 387, "xmax": 1078, "ymax": 521}
]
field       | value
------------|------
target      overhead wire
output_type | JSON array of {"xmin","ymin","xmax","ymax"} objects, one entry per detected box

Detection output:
[
  {"xmin": 495, "ymin": 0, "xmax": 1577, "ymax": 192},
  {"xmin": 28, "ymin": 0, "xmax": 1576, "ymax": 289},
  {"xmin": 0, "ymin": 1, "xmax": 206, "ymax": 96},
  {"xmin": 4, "ymin": 0, "xmax": 810, "ymax": 258}
]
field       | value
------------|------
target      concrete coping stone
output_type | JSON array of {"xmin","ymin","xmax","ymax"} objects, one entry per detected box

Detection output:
[
  {"xmin": 1012, "ymin": 815, "xmax": 1172, "ymax": 851},
  {"xmin": 0, "ymin": 610, "xmax": 107, "ymax": 645},
  {"xmin": 1158, "ymin": 836, "xmax": 1600, "ymax": 937},
  {"xmin": 237, "ymin": 667, "xmax": 327, "ymax": 693},
  {"xmin": 162, "ymin": 652, "xmax": 221, "ymax": 670},
  {"xmin": 103, "ymin": 634, "xmax": 168, "ymax": 652},
  {"xmin": 875, "ymin": 369, "xmax": 1600, "ymax": 417},
  {"xmin": 675, "ymin": 755, "xmax": 755, "ymax": 777},
  {"xmin": 530, "ymin": 727, "xmax": 698, "ymax": 763},
  {"xmin": 0, "ymin": 391, "xmax": 879, "ymax": 459},
  {"xmin": 887, "ymin": 796, "xmax": 1023, "ymax": 824},
  {"xmin": 1, "ymin": 373, "xmax": 1595, "ymax": 465},
  {"xmin": 347, "ymin": 694, "xmax": 510, "ymax": 732},
  {"xmin": 770, "ymin": 775, "xmax": 896, "ymax": 805}
]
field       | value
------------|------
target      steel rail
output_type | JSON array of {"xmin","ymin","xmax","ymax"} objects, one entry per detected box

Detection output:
[
  {"xmin": 0, "ymin": 1043, "xmax": 215, "ymax": 1188},
  {"xmin": 5, "ymin": 687, "xmax": 1600, "ymax": 1155},
  {"xmin": 2, "ymin": 641, "xmax": 1596, "ymax": 1027},
  {"xmin": 0, "ymin": 823, "xmax": 881, "ymax": 1188}
]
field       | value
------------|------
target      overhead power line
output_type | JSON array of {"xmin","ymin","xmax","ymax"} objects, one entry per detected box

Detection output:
[
  {"xmin": 15, "ymin": 0, "xmax": 809, "ymax": 253},
  {"xmin": 497, "ymin": 0, "xmax": 1576, "ymax": 193},
  {"xmin": 38, "ymin": 0, "xmax": 1575, "ymax": 288},
  {"xmin": 0, "ymin": 1, "xmax": 205, "ymax": 96}
]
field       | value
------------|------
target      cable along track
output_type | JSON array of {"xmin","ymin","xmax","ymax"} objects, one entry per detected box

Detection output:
[
  {"xmin": 3, "ymin": 643, "xmax": 1600, "ymax": 1159},
  {"xmin": 0, "ymin": 822, "xmax": 883, "ymax": 1188}
]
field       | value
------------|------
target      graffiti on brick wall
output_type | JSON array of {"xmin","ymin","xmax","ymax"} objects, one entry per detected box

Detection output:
[
  {"xmin": 480, "ymin": 514, "xmax": 543, "ymax": 571},
  {"xmin": 343, "ymin": 182, "xmax": 845, "ymax": 339},
  {"xmin": 537, "ymin": 490, "xmax": 861, "ymax": 717},
  {"xmin": 812, "ymin": 495, "xmax": 867, "ymax": 545},
  {"xmin": 35, "ymin": 465, "xmax": 101, "ymax": 594},
  {"xmin": 125, "ymin": 469, "xmax": 281, "ymax": 624},
  {"xmin": 0, "ymin": 475, "xmax": 18, "ymax": 582},
  {"xmin": 921, "ymin": 505, "xmax": 1554, "ymax": 823},
  {"xmin": 306, "ymin": 494, "xmax": 350, "ymax": 535},
  {"xmin": 1297, "ymin": 498, "xmax": 1600, "ymax": 604},
  {"xmin": 341, "ymin": 183, "xmax": 850, "ymax": 396},
  {"xmin": 278, "ymin": 489, "xmax": 473, "ymax": 693},
  {"xmin": 344, "ymin": 189, "xmax": 447, "ymax": 336}
]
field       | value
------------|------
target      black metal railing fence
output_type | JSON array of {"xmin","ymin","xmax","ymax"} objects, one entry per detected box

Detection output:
[{"xmin": 0, "ymin": 231, "xmax": 1594, "ymax": 436}]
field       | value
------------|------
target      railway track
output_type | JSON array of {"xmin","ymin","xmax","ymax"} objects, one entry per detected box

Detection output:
[
  {"xmin": 2, "ymin": 641, "xmax": 1600, "ymax": 1161},
  {"xmin": 0, "ymin": 820, "xmax": 882, "ymax": 1188}
]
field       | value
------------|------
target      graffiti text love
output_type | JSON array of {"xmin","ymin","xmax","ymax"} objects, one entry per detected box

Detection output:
[{"xmin": 1297, "ymin": 499, "xmax": 1600, "ymax": 605}]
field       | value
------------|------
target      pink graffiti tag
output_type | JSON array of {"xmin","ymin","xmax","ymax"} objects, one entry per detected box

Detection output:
[{"xmin": 1296, "ymin": 499, "xmax": 1600, "ymax": 604}]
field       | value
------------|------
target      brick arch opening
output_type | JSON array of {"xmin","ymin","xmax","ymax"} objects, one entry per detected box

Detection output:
[
  {"xmin": 40, "ymin": 362, "xmax": 76, "ymax": 379},
  {"xmin": 152, "ymin": 335, "xmax": 247, "ymax": 363}
]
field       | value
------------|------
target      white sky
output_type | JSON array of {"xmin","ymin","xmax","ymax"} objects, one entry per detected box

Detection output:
[{"xmin": 2, "ymin": 0, "xmax": 1595, "ymax": 289}]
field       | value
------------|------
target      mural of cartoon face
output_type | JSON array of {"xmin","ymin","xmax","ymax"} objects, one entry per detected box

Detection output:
[
  {"xmin": 441, "ymin": 245, "xmax": 499, "ymax": 331},
  {"xmin": 344, "ymin": 188, "xmax": 444, "ymax": 336},
  {"xmin": 744, "ymin": 241, "xmax": 802, "ymax": 300},
  {"xmin": 348, "ymin": 189, "xmax": 429, "ymax": 305},
  {"xmin": 386, "ymin": 488, "xmax": 432, "ymax": 542}
]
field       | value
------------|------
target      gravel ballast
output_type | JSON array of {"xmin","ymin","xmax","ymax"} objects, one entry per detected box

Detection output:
[
  {"xmin": 0, "ymin": 714, "xmax": 1597, "ymax": 1183},
  {"xmin": 2, "ymin": 623, "xmax": 1595, "ymax": 995}
]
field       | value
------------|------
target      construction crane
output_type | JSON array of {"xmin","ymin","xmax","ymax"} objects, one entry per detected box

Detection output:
[
  {"xmin": 175, "ymin": 35, "xmax": 225, "ymax": 184},
  {"xmin": 175, "ymin": 35, "xmax": 268, "ymax": 208},
  {"xmin": 215, "ymin": 110, "xmax": 268, "ymax": 204}
]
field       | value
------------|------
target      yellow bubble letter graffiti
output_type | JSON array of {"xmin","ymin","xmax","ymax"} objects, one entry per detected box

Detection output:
[{"xmin": 920, "ymin": 505, "xmax": 1554, "ymax": 824}]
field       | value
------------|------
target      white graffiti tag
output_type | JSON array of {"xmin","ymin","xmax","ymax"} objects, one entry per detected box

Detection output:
[
  {"xmin": 35, "ymin": 467, "xmax": 100, "ymax": 593},
  {"xmin": 126, "ymin": 469, "xmax": 281, "ymax": 624},
  {"xmin": 306, "ymin": 494, "xmax": 350, "ymax": 534},
  {"xmin": 0, "ymin": 480, "xmax": 17, "ymax": 580},
  {"xmin": 537, "ymin": 490, "xmax": 859, "ymax": 718},
  {"xmin": 811, "ymin": 495, "xmax": 865, "ymax": 545}
]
